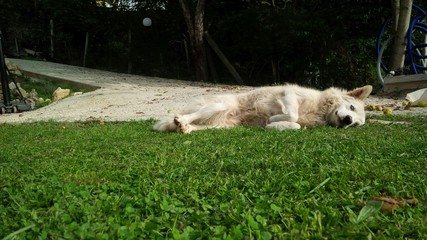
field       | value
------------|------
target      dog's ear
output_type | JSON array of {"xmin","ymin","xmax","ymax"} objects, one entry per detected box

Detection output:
[{"xmin": 348, "ymin": 85, "xmax": 372, "ymax": 101}]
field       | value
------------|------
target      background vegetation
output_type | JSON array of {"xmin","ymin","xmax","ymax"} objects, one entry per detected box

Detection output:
[
  {"xmin": 1, "ymin": 117, "xmax": 426, "ymax": 239},
  {"xmin": 2, "ymin": 0, "xmax": 422, "ymax": 89}
]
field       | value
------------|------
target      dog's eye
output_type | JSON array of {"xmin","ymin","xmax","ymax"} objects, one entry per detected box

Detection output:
[{"xmin": 350, "ymin": 105, "xmax": 355, "ymax": 111}]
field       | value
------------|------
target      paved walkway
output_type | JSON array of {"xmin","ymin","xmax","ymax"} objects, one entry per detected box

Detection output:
[
  {"xmin": 1, "ymin": 59, "xmax": 243, "ymax": 123},
  {"xmin": 7, "ymin": 58, "xmax": 202, "ymax": 88}
]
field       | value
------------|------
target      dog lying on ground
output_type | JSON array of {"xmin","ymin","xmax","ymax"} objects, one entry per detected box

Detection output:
[{"xmin": 153, "ymin": 84, "xmax": 373, "ymax": 133}]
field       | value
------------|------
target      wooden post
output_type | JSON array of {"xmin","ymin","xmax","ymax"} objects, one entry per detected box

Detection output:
[
  {"xmin": 83, "ymin": 32, "xmax": 89, "ymax": 67},
  {"xmin": 128, "ymin": 28, "xmax": 132, "ymax": 74},
  {"xmin": 206, "ymin": 45, "xmax": 218, "ymax": 83},
  {"xmin": 50, "ymin": 19, "xmax": 54, "ymax": 59},
  {"xmin": 14, "ymin": 38, "xmax": 19, "ymax": 56},
  {"xmin": 204, "ymin": 31, "xmax": 244, "ymax": 85},
  {"xmin": 183, "ymin": 37, "xmax": 191, "ymax": 73}
]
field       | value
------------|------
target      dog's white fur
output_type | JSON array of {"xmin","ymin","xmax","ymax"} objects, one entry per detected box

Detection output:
[{"xmin": 153, "ymin": 84, "xmax": 373, "ymax": 133}]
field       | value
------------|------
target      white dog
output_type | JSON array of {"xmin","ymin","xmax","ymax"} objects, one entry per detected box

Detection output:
[{"xmin": 153, "ymin": 84, "xmax": 373, "ymax": 133}]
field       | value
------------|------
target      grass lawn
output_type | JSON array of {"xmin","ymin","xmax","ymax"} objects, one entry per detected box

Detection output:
[
  {"xmin": 0, "ymin": 116, "xmax": 426, "ymax": 239},
  {"xmin": 14, "ymin": 75, "xmax": 91, "ymax": 103}
]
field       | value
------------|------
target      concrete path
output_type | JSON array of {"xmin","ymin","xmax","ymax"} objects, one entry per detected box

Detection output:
[{"xmin": 1, "ymin": 59, "xmax": 246, "ymax": 123}]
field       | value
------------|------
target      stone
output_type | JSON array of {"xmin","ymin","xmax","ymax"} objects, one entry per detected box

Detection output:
[
  {"xmin": 28, "ymin": 89, "xmax": 38, "ymax": 100},
  {"xmin": 52, "ymin": 87, "xmax": 71, "ymax": 101},
  {"xmin": 9, "ymin": 82, "xmax": 28, "ymax": 99},
  {"xmin": 5, "ymin": 59, "xmax": 22, "ymax": 76}
]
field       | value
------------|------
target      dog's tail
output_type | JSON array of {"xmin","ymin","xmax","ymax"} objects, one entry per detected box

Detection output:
[{"xmin": 153, "ymin": 118, "xmax": 178, "ymax": 132}]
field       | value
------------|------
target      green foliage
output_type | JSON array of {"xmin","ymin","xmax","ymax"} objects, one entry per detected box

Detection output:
[
  {"xmin": 209, "ymin": 1, "xmax": 388, "ymax": 88},
  {"xmin": 14, "ymin": 75, "xmax": 90, "ymax": 103},
  {"xmin": 0, "ymin": 117, "xmax": 426, "ymax": 239},
  {"xmin": 0, "ymin": 0, "xmax": 393, "ymax": 87}
]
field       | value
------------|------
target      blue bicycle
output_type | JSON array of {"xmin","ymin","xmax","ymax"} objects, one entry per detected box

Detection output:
[{"xmin": 376, "ymin": 4, "xmax": 427, "ymax": 86}]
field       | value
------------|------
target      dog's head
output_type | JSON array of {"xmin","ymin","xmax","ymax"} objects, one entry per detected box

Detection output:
[{"xmin": 327, "ymin": 85, "xmax": 372, "ymax": 128}]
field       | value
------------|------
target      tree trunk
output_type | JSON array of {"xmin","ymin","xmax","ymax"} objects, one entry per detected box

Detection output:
[
  {"xmin": 206, "ymin": 45, "xmax": 218, "ymax": 83},
  {"xmin": 389, "ymin": 0, "xmax": 413, "ymax": 73},
  {"xmin": 179, "ymin": 0, "xmax": 208, "ymax": 81},
  {"xmin": 391, "ymin": 0, "xmax": 400, "ymax": 33}
]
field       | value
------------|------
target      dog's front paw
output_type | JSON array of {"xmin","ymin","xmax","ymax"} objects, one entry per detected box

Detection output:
[
  {"xmin": 268, "ymin": 114, "xmax": 289, "ymax": 123},
  {"xmin": 266, "ymin": 121, "xmax": 301, "ymax": 130},
  {"xmin": 174, "ymin": 116, "xmax": 192, "ymax": 133}
]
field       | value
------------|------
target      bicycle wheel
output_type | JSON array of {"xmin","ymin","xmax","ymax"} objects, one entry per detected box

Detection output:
[
  {"xmin": 376, "ymin": 3, "xmax": 427, "ymax": 83},
  {"xmin": 407, "ymin": 21, "xmax": 427, "ymax": 73},
  {"xmin": 376, "ymin": 18, "xmax": 394, "ymax": 86}
]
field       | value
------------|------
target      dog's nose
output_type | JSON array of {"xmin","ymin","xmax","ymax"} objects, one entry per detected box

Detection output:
[{"xmin": 343, "ymin": 115, "xmax": 352, "ymax": 125}]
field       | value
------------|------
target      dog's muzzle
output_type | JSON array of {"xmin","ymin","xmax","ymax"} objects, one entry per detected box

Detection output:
[
  {"xmin": 342, "ymin": 115, "xmax": 352, "ymax": 126},
  {"xmin": 336, "ymin": 113, "xmax": 355, "ymax": 128},
  {"xmin": 339, "ymin": 115, "xmax": 363, "ymax": 128}
]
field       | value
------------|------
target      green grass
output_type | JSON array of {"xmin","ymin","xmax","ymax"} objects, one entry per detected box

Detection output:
[
  {"xmin": 0, "ymin": 116, "xmax": 426, "ymax": 239},
  {"xmin": 14, "ymin": 76, "xmax": 91, "ymax": 102}
]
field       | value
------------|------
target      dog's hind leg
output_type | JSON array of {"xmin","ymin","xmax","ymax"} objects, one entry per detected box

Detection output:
[
  {"xmin": 174, "ymin": 103, "xmax": 231, "ymax": 133},
  {"xmin": 153, "ymin": 118, "xmax": 179, "ymax": 132},
  {"xmin": 173, "ymin": 123, "xmax": 229, "ymax": 133},
  {"xmin": 175, "ymin": 102, "xmax": 227, "ymax": 124}
]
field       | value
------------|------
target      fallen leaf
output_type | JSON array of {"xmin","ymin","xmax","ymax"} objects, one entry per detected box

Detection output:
[
  {"xmin": 403, "ymin": 196, "xmax": 419, "ymax": 207},
  {"xmin": 370, "ymin": 194, "xmax": 419, "ymax": 213}
]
